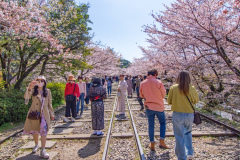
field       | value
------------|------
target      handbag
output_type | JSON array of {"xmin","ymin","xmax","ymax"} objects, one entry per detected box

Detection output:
[
  {"xmin": 186, "ymin": 96, "xmax": 202, "ymax": 125},
  {"xmin": 66, "ymin": 84, "xmax": 76, "ymax": 102},
  {"xmin": 28, "ymin": 110, "xmax": 41, "ymax": 120},
  {"xmin": 117, "ymin": 91, "xmax": 121, "ymax": 98}
]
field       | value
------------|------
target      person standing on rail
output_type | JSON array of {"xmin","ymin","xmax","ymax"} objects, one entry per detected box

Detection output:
[
  {"xmin": 89, "ymin": 78, "xmax": 107, "ymax": 136},
  {"xmin": 167, "ymin": 70, "xmax": 199, "ymax": 160},
  {"xmin": 116, "ymin": 75, "xmax": 128, "ymax": 118},
  {"xmin": 140, "ymin": 69, "xmax": 169, "ymax": 151},
  {"xmin": 76, "ymin": 76, "xmax": 86, "ymax": 118},
  {"xmin": 138, "ymin": 75, "xmax": 147, "ymax": 111},
  {"xmin": 23, "ymin": 76, "xmax": 54, "ymax": 159},
  {"xmin": 135, "ymin": 76, "xmax": 141, "ymax": 99},
  {"xmin": 125, "ymin": 76, "xmax": 133, "ymax": 98},
  {"xmin": 64, "ymin": 75, "xmax": 80, "ymax": 122}
]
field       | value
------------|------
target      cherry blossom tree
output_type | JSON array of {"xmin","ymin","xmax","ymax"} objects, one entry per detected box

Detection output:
[
  {"xmin": 0, "ymin": 0, "xmax": 64, "ymax": 88},
  {"xmin": 139, "ymin": 0, "xmax": 240, "ymax": 107}
]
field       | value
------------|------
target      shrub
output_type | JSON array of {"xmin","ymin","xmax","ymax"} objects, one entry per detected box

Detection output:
[
  {"xmin": 0, "ymin": 82, "xmax": 66, "ymax": 127},
  {"xmin": 0, "ymin": 89, "xmax": 31, "ymax": 126},
  {"xmin": 47, "ymin": 82, "xmax": 66, "ymax": 109}
]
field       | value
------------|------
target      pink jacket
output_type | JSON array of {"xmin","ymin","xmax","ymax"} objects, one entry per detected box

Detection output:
[{"xmin": 140, "ymin": 75, "xmax": 166, "ymax": 112}]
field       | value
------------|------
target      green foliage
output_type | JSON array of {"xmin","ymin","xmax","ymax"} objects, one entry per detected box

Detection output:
[
  {"xmin": 119, "ymin": 59, "xmax": 131, "ymax": 68},
  {"xmin": 47, "ymin": 82, "xmax": 66, "ymax": 109},
  {"xmin": 0, "ymin": 81, "xmax": 5, "ymax": 90},
  {"xmin": 0, "ymin": 89, "xmax": 31, "ymax": 126}
]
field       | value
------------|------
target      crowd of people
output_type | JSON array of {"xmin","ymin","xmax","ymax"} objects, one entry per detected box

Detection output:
[{"xmin": 23, "ymin": 69, "xmax": 199, "ymax": 160}]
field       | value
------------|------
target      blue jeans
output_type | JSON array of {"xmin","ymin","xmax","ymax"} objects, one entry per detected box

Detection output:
[
  {"xmin": 77, "ymin": 93, "xmax": 85, "ymax": 114},
  {"xmin": 136, "ymin": 87, "xmax": 140, "ymax": 98},
  {"xmin": 172, "ymin": 111, "xmax": 194, "ymax": 160},
  {"xmin": 145, "ymin": 109, "xmax": 166, "ymax": 142},
  {"xmin": 85, "ymin": 96, "xmax": 90, "ymax": 104},
  {"xmin": 107, "ymin": 86, "xmax": 112, "ymax": 95}
]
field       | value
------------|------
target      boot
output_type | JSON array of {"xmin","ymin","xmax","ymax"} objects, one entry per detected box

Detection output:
[
  {"xmin": 159, "ymin": 139, "xmax": 170, "ymax": 149},
  {"xmin": 149, "ymin": 142, "xmax": 155, "ymax": 151}
]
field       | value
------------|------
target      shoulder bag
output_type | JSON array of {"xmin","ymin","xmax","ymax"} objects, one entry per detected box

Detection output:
[
  {"xmin": 28, "ymin": 110, "xmax": 41, "ymax": 120},
  {"xmin": 66, "ymin": 84, "xmax": 76, "ymax": 102},
  {"xmin": 186, "ymin": 96, "xmax": 202, "ymax": 125}
]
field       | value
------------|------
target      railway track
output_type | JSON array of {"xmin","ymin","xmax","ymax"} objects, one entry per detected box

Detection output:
[{"xmin": 0, "ymin": 83, "xmax": 239, "ymax": 159}]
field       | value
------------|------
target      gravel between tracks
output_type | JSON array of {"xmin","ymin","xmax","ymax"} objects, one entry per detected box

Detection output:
[
  {"xmin": 107, "ymin": 137, "xmax": 139, "ymax": 160},
  {"xmin": 112, "ymin": 121, "xmax": 133, "ymax": 133},
  {"xmin": 132, "ymin": 110, "xmax": 230, "ymax": 133},
  {"xmin": 72, "ymin": 121, "xmax": 110, "ymax": 134},
  {"xmin": 141, "ymin": 136, "xmax": 240, "ymax": 160}
]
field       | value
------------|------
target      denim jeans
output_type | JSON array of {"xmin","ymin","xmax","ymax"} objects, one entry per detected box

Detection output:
[
  {"xmin": 107, "ymin": 86, "xmax": 112, "ymax": 95},
  {"xmin": 85, "ymin": 96, "xmax": 90, "ymax": 104},
  {"xmin": 77, "ymin": 93, "xmax": 85, "ymax": 114},
  {"xmin": 172, "ymin": 111, "xmax": 194, "ymax": 160},
  {"xmin": 145, "ymin": 109, "xmax": 166, "ymax": 142},
  {"xmin": 136, "ymin": 87, "xmax": 140, "ymax": 98}
]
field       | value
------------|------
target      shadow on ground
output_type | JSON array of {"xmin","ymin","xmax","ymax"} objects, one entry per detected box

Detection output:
[{"xmin": 78, "ymin": 136, "xmax": 102, "ymax": 158}]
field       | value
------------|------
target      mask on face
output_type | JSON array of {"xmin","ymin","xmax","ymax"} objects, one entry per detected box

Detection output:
[{"xmin": 38, "ymin": 82, "xmax": 44, "ymax": 88}]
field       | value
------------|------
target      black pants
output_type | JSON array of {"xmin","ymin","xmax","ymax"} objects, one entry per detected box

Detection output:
[
  {"xmin": 138, "ymin": 97, "xmax": 144, "ymax": 109},
  {"xmin": 133, "ymin": 83, "xmax": 136, "ymax": 91},
  {"xmin": 65, "ymin": 97, "xmax": 77, "ymax": 118}
]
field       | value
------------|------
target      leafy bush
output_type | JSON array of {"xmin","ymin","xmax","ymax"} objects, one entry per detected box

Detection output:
[
  {"xmin": 0, "ymin": 89, "xmax": 31, "ymax": 126},
  {"xmin": 47, "ymin": 82, "xmax": 66, "ymax": 109},
  {"xmin": 0, "ymin": 82, "xmax": 65, "ymax": 127}
]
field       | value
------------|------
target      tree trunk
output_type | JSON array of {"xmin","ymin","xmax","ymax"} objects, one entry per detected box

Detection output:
[
  {"xmin": 219, "ymin": 47, "xmax": 240, "ymax": 77},
  {"xmin": 14, "ymin": 55, "xmax": 47, "ymax": 89},
  {"xmin": 40, "ymin": 56, "xmax": 49, "ymax": 75}
]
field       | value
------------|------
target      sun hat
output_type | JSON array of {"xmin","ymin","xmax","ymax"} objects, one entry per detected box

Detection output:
[
  {"xmin": 67, "ymin": 75, "xmax": 76, "ymax": 81},
  {"xmin": 35, "ymin": 75, "xmax": 46, "ymax": 82}
]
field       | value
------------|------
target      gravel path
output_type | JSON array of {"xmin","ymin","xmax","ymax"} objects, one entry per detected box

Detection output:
[
  {"xmin": 112, "ymin": 121, "xmax": 133, "ymax": 133},
  {"xmin": 0, "ymin": 133, "xmax": 28, "ymax": 160},
  {"xmin": 72, "ymin": 121, "xmax": 110, "ymax": 134},
  {"xmin": 132, "ymin": 110, "xmax": 230, "ymax": 133},
  {"xmin": 107, "ymin": 137, "xmax": 139, "ymax": 160},
  {"xmin": 140, "ymin": 136, "xmax": 240, "ymax": 160}
]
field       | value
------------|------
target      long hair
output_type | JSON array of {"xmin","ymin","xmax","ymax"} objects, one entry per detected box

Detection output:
[
  {"xmin": 176, "ymin": 70, "xmax": 191, "ymax": 96},
  {"xmin": 32, "ymin": 81, "xmax": 48, "ymax": 97}
]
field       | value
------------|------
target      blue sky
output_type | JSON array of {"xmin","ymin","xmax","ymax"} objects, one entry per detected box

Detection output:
[{"xmin": 76, "ymin": 0, "xmax": 175, "ymax": 62}]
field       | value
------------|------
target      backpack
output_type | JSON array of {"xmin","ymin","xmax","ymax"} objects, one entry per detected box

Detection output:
[{"xmin": 107, "ymin": 80, "xmax": 112, "ymax": 86}]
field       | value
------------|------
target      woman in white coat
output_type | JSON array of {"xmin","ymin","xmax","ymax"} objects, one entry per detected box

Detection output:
[{"xmin": 116, "ymin": 75, "xmax": 128, "ymax": 117}]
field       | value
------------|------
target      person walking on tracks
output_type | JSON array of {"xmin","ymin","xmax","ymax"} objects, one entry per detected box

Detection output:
[
  {"xmin": 116, "ymin": 75, "xmax": 128, "ymax": 118},
  {"xmin": 107, "ymin": 77, "xmax": 113, "ymax": 96},
  {"xmin": 89, "ymin": 78, "xmax": 107, "ymax": 136},
  {"xmin": 167, "ymin": 70, "xmax": 199, "ymax": 160},
  {"xmin": 76, "ymin": 76, "xmax": 86, "ymax": 118},
  {"xmin": 64, "ymin": 75, "xmax": 80, "ymax": 122},
  {"xmin": 140, "ymin": 69, "xmax": 169, "ymax": 151},
  {"xmin": 23, "ymin": 76, "xmax": 54, "ymax": 159},
  {"xmin": 85, "ymin": 77, "xmax": 92, "ymax": 107}
]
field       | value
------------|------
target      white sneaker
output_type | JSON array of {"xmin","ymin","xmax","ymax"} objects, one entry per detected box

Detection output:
[
  {"xmin": 63, "ymin": 118, "xmax": 69, "ymax": 123},
  {"xmin": 40, "ymin": 149, "xmax": 49, "ymax": 159},
  {"xmin": 71, "ymin": 117, "xmax": 75, "ymax": 122},
  {"xmin": 32, "ymin": 145, "xmax": 39, "ymax": 153},
  {"xmin": 75, "ymin": 115, "xmax": 82, "ymax": 119},
  {"xmin": 187, "ymin": 155, "xmax": 194, "ymax": 160}
]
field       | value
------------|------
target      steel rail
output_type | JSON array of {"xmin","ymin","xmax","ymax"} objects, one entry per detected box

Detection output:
[
  {"xmin": 126, "ymin": 97, "xmax": 145, "ymax": 160},
  {"xmin": 0, "ymin": 105, "xmax": 66, "ymax": 145},
  {"xmin": 102, "ymin": 96, "xmax": 117, "ymax": 160},
  {"xmin": 199, "ymin": 113, "xmax": 240, "ymax": 136}
]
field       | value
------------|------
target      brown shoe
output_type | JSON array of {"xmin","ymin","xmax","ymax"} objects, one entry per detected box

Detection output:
[
  {"xmin": 159, "ymin": 139, "xmax": 170, "ymax": 149},
  {"xmin": 149, "ymin": 142, "xmax": 155, "ymax": 151}
]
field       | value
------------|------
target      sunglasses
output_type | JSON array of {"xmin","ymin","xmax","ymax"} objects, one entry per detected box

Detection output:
[{"xmin": 36, "ymin": 79, "xmax": 45, "ymax": 82}]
